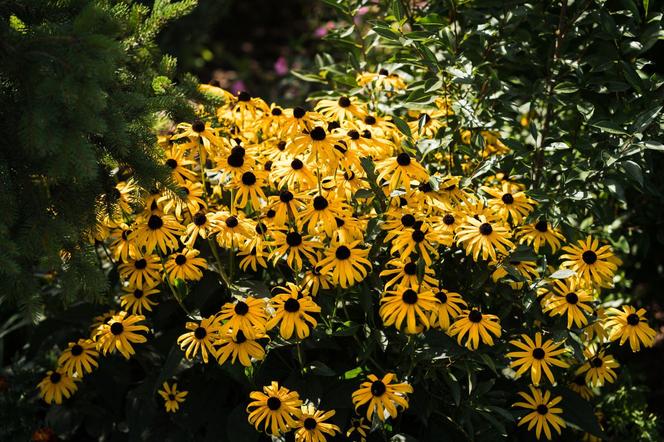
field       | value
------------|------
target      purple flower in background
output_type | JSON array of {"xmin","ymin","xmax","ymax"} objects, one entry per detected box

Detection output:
[
  {"xmin": 314, "ymin": 21, "xmax": 335, "ymax": 38},
  {"xmin": 274, "ymin": 56, "xmax": 289, "ymax": 76},
  {"xmin": 230, "ymin": 80, "xmax": 246, "ymax": 95}
]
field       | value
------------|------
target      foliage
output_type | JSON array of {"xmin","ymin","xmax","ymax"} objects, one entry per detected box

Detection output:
[
  {"xmin": 1, "ymin": 1, "xmax": 664, "ymax": 441},
  {"xmin": 0, "ymin": 0, "xmax": 200, "ymax": 318}
]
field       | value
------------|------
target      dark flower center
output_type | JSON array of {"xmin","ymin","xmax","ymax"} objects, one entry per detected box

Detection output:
[
  {"xmin": 535, "ymin": 220, "xmax": 548, "ymax": 232},
  {"xmin": 335, "ymin": 245, "xmax": 351, "ymax": 260},
  {"xmin": 362, "ymin": 129, "xmax": 372, "ymax": 139},
  {"xmin": 286, "ymin": 232, "xmax": 303, "ymax": 247},
  {"xmin": 192, "ymin": 120, "xmax": 206, "ymax": 133},
  {"xmin": 291, "ymin": 159, "xmax": 304, "ymax": 170},
  {"xmin": 267, "ymin": 396, "xmax": 281, "ymax": 410},
  {"xmin": 310, "ymin": 127, "xmax": 326, "ymax": 141},
  {"xmin": 293, "ymin": 107, "xmax": 306, "ymax": 119},
  {"xmin": 134, "ymin": 259, "xmax": 147, "ymax": 270},
  {"xmin": 371, "ymin": 380, "xmax": 387, "ymax": 396},
  {"xmin": 435, "ymin": 292, "xmax": 447, "ymax": 303},
  {"xmin": 335, "ymin": 217, "xmax": 345, "ymax": 228},
  {"xmin": 194, "ymin": 212, "xmax": 207, "ymax": 226},
  {"xmin": 134, "ymin": 289, "xmax": 144, "ymax": 299},
  {"xmin": 256, "ymin": 223, "xmax": 268, "ymax": 234},
  {"xmin": 304, "ymin": 417, "xmax": 318, "ymax": 430},
  {"xmin": 280, "ymin": 190, "xmax": 294, "ymax": 203},
  {"xmin": 50, "ymin": 372, "xmax": 62, "ymax": 384},
  {"xmin": 148, "ymin": 215, "xmax": 164, "ymax": 230},
  {"xmin": 532, "ymin": 348, "xmax": 545, "ymax": 360},
  {"xmin": 225, "ymin": 216, "xmax": 239, "ymax": 228},
  {"xmin": 338, "ymin": 96, "xmax": 351, "ymax": 108},
  {"xmin": 238, "ymin": 91, "xmax": 251, "ymax": 102},
  {"xmin": 479, "ymin": 223, "xmax": 493, "ymax": 235},
  {"xmin": 468, "ymin": 310, "xmax": 483, "ymax": 323},
  {"xmin": 396, "ymin": 153, "xmax": 411, "ymax": 166},
  {"xmin": 412, "ymin": 229, "xmax": 425, "ymax": 243},
  {"xmin": 313, "ymin": 196, "xmax": 329, "ymax": 211},
  {"xmin": 110, "ymin": 322, "xmax": 124, "ymax": 335},
  {"xmin": 241, "ymin": 172, "xmax": 257, "ymax": 186},
  {"xmin": 398, "ymin": 197, "xmax": 408, "ymax": 207},
  {"xmin": 582, "ymin": 251, "xmax": 598, "ymax": 265},
  {"xmin": 565, "ymin": 292, "xmax": 579, "ymax": 304},
  {"xmin": 591, "ymin": 357, "xmax": 603, "ymax": 368},
  {"xmin": 501, "ymin": 193, "xmax": 514, "ymax": 204},
  {"xmin": 121, "ymin": 229, "xmax": 132, "ymax": 240},
  {"xmin": 175, "ymin": 254, "xmax": 187, "ymax": 265},
  {"xmin": 443, "ymin": 214, "xmax": 455, "ymax": 225},
  {"xmin": 328, "ymin": 121, "xmax": 341, "ymax": 131},
  {"xmin": 379, "ymin": 68, "xmax": 389, "ymax": 75},
  {"xmin": 401, "ymin": 214, "xmax": 416, "ymax": 227},
  {"xmin": 404, "ymin": 262, "xmax": 417, "ymax": 275},
  {"xmin": 271, "ymin": 107, "xmax": 283, "ymax": 116},
  {"xmin": 234, "ymin": 330, "xmax": 247, "ymax": 344},
  {"xmin": 364, "ymin": 115, "xmax": 376, "ymax": 125},
  {"xmin": 348, "ymin": 129, "xmax": 360, "ymax": 140},
  {"xmin": 234, "ymin": 301, "xmax": 249, "ymax": 315},
  {"xmin": 402, "ymin": 289, "xmax": 418, "ymax": 304},
  {"xmin": 264, "ymin": 160, "xmax": 273, "ymax": 171},
  {"xmin": 419, "ymin": 182, "xmax": 433, "ymax": 192},
  {"xmin": 277, "ymin": 141, "xmax": 287, "ymax": 151},
  {"xmin": 168, "ymin": 394, "xmax": 175, "ymax": 401},
  {"xmin": 71, "ymin": 344, "xmax": 84, "ymax": 356},
  {"xmin": 165, "ymin": 158, "xmax": 178, "ymax": 169},
  {"xmin": 194, "ymin": 327, "xmax": 207, "ymax": 340},
  {"xmin": 227, "ymin": 153, "xmax": 244, "ymax": 168},
  {"xmin": 536, "ymin": 405, "xmax": 548, "ymax": 415},
  {"xmin": 626, "ymin": 313, "xmax": 640, "ymax": 326},
  {"xmin": 284, "ymin": 298, "xmax": 301, "ymax": 313},
  {"xmin": 266, "ymin": 209, "xmax": 276, "ymax": 218},
  {"xmin": 344, "ymin": 170, "xmax": 355, "ymax": 181}
]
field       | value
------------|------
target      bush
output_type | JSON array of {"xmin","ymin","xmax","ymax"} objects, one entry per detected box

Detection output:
[{"xmin": 2, "ymin": 1, "xmax": 664, "ymax": 441}]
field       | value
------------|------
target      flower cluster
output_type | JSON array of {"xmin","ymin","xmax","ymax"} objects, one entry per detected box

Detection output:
[{"xmin": 37, "ymin": 77, "xmax": 658, "ymax": 441}]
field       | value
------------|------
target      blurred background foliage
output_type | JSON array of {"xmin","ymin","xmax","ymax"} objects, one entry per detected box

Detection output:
[{"xmin": 2, "ymin": 0, "xmax": 664, "ymax": 440}]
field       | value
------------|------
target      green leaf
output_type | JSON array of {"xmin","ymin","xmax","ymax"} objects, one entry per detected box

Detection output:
[
  {"xmin": 644, "ymin": 0, "xmax": 650, "ymax": 16},
  {"xmin": 392, "ymin": 115, "xmax": 412, "ymax": 138},
  {"xmin": 622, "ymin": 160, "xmax": 644, "ymax": 186},
  {"xmin": 631, "ymin": 105, "xmax": 662, "ymax": 132},
  {"xmin": 560, "ymin": 388, "xmax": 605, "ymax": 438},
  {"xmin": 591, "ymin": 121, "xmax": 629, "ymax": 135},
  {"xmin": 643, "ymin": 140, "xmax": 664, "ymax": 151},
  {"xmin": 550, "ymin": 269, "xmax": 576, "ymax": 279},
  {"xmin": 290, "ymin": 70, "xmax": 327, "ymax": 84}
]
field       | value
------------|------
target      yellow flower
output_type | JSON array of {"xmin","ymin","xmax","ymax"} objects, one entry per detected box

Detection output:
[
  {"xmin": 247, "ymin": 381, "xmax": 302, "ymax": 435},
  {"xmin": 120, "ymin": 284, "xmax": 159, "ymax": 314},
  {"xmin": 448, "ymin": 308, "xmax": 502, "ymax": 350},
  {"xmin": 429, "ymin": 290, "xmax": 466, "ymax": 330},
  {"xmin": 118, "ymin": 254, "xmax": 161, "ymax": 289},
  {"xmin": 158, "ymin": 382, "xmax": 188, "ymax": 413},
  {"xmin": 541, "ymin": 278, "xmax": 594, "ymax": 329},
  {"xmin": 216, "ymin": 329, "xmax": 266, "ymax": 366},
  {"xmin": 293, "ymin": 404, "xmax": 340, "ymax": 442},
  {"xmin": 266, "ymin": 283, "xmax": 320, "ymax": 340},
  {"xmin": 177, "ymin": 316, "xmax": 220, "ymax": 363},
  {"xmin": 575, "ymin": 347, "xmax": 619, "ymax": 387},
  {"xmin": 37, "ymin": 369, "xmax": 79, "ymax": 405},
  {"xmin": 375, "ymin": 153, "xmax": 429, "ymax": 191},
  {"xmin": 318, "ymin": 240, "xmax": 372, "ymax": 288},
  {"xmin": 560, "ymin": 236, "xmax": 619, "ymax": 286},
  {"xmin": 604, "ymin": 305, "xmax": 656, "ymax": 352},
  {"xmin": 512, "ymin": 386, "xmax": 566, "ymax": 440},
  {"xmin": 164, "ymin": 248, "xmax": 207, "ymax": 283},
  {"xmin": 455, "ymin": 215, "xmax": 514, "ymax": 262},
  {"xmin": 517, "ymin": 220, "xmax": 566, "ymax": 253},
  {"xmin": 218, "ymin": 296, "xmax": 269, "ymax": 339},
  {"xmin": 58, "ymin": 339, "xmax": 99, "ymax": 376},
  {"xmin": 130, "ymin": 212, "xmax": 184, "ymax": 254},
  {"xmin": 507, "ymin": 332, "xmax": 569, "ymax": 385},
  {"xmin": 379, "ymin": 286, "xmax": 438, "ymax": 334},
  {"xmin": 95, "ymin": 311, "xmax": 149, "ymax": 359},
  {"xmin": 482, "ymin": 182, "xmax": 535, "ymax": 224},
  {"xmin": 351, "ymin": 373, "xmax": 412, "ymax": 422}
]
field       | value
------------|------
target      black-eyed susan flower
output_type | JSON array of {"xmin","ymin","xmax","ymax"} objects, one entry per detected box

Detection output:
[
  {"xmin": 429, "ymin": 289, "xmax": 467, "ymax": 330},
  {"xmin": 541, "ymin": 278, "xmax": 594, "ymax": 329},
  {"xmin": 293, "ymin": 403, "xmax": 340, "ymax": 442},
  {"xmin": 379, "ymin": 287, "xmax": 438, "ymax": 334},
  {"xmin": 301, "ymin": 255, "xmax": 333, "ymax": 296},
  {"xmin": 158, "ymin": 382, "xmax": 188, "ymax": 413},
  {"xmin": 109, "ymin": 223, "xmax": 138, "ymax": 262},
  {"xmin": 507, "ymin": 332, "xmax": 569, "ymax": 385},
  {"xmin": 238, "ymin": 245, "xmax": 269, "ymax": 272},
  {"xmin": 58, "ymin": 339, "xmax": 99, "ymax": 376},
  {"xmin": 318, "ymin": 240, "xmax": 372, "ymax": 288},
  {"xmin": 455, "ymin": 215, "xmax": 514, "ymax": 262},
  {"xmin": 292, "ymin": 125, "xmax": 342, "ymax": 166},
  {"xmin": 177, "ymin": 315, "xmax": 221, "ymax": 363},
  {"xmin": 560, "ymin": 236, "xmax": 619, "ymax": 286},
  {"xmin": 37, "ymin": 369, "xmax": 79, "ymax": 404},
  {"xmin": 213, "ymin": 211, "xmax": 254, "ymax": 249},
  {"xmin": 375, "ymin": 153, "xmax": 429, "ymax": 191},
  {"xmin": 95, "ymin": 311, "xmax": 149, "ymax": 359},
  {"xmin": 118, "ymin": 254, "xmax": 161, "ymax": 289},
  {"xmin": 517, "ymin": 220, "xmax": 566, "ymax": 253},
  {"xmin": 575, "ymin": 347, "xmax": 619, "ymax": 387},
  {"xmin": 351, "ymin": 373, "xmax": 412, "ymax": 422},
  {"xmin": 604, "ymin": 305, "xmax": 656, "ymax": 352},
  {"xmin": 131, "ymin": 212, "xmax": 184, "ymax": 254},
  {"xmin": 218, "ymin": 296, "xmax": 268, "ymax": 339},
  {"xmin": 273, "ymin": 157, "xmax": 318, "ymax": 190},
  {"xmin": 233, "ymin": 170, "xmax": 268, "ymax": 208},
  {"xmin": 214, "ymin": 146, "xmax": 256, "ymax": 181},
  {"xmin": 247, "ymin": 381, "xmax": 302, "ymax": 435},
  {"xmin": 266, "ymin": 284, "xmax": 321, "ymax": 340},
  {"xmin": 160, "ymin": 181, "xmax": 207, "ymax": 220},
  {"xmin": 163, "ymin": 144, "xmax": 198, "ymax": 183},
  {"xmin": 346, "ymin": 417, "xmax": 370, "ymax": 441},
  {"xmin": 357, "ymin": 69, "xmax": 407, "ymax": 91},
  {"xmin": 482, "ymin": 182, "xmax": 535, "ymax": 224},
  {"xmin": 120, "ymin": 284, "xmax": 159, "ymax": 314},
  {"xmin": 379, "ymin": 257, "xmax": 438, "ymax": 290},
  {"xmin": 269, "ymin": 229, "xmax": 321, "ymax": 271},
  {"xmin": 267, "ymin": 189, "xmax": 306, "ymax": 226},
  {"xmin": 172, "ymin": 120, "xmax": 221, "ymax": 157},
  {"xmin": 448, "ymin": 308, "xmax": 502, "ymax": 350},
  {"xmin": 513, "ymin": 386, "xmax": 566, "ymax": 440},
  {"xmin": 300, "ymin": 192, "xmax": 347, "ymax": 238},
  {"xmin": 390, "ymin": 225, "xmax": 443, "ymax": 267},
  {"xmin": 216, "ymin": 329, "xmax": 266, "ymax": 366},
  {"xmin": 315, "ymin": 95, "xmax": 366, "ymax": 122},
  {"xmin": 164, "ymin": 248, "xmax": 207, "ymax": 283}
]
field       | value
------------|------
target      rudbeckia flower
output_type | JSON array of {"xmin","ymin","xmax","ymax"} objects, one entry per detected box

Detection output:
[
  {"xmin": 379, "ymin": 286, "xmax": 439, "ymax": 334},
  {"xmin": 158, "ymin": 382, "xmax": 188, "ymax": 413},
  {"xmin": 247, "ymin": 382, "xmax": 302, "ymax": 435},
  {"xmin": 293, "ymin": 404, "xmax": 340, "ymax": 442},
  {"xmin": 351, "ymin": 373, "xmax": 412, "ymax": 422},
  {"xmin": 559, "ymin": 236, "xmax": 620, "ymax": 286},
  {"xmin": 507, "ymin": 332, "xmax": 569, "ymax": 385},
  {"xmin": 95, "ymin": 311, "xmax": 149, "ymax": 359},
  {"xmin": 266, "ymin": 284, "xmax": 321, "ymax": 340},
  {"xmin": 58, "ymin": 339, "xmax": 99, "ymax": 376},
  {"xmin": 448, "ymin": 308, "xmax": 502, "ymax": 350},
  {"xmin": 317, "ymin": 240, "xmax": 372, "ymax": 288},
  {"xmin": 177, "ymin": 316, "xmax": 221, "ymax": 363},
  {"xmin": 37, "ymin": 369, "xmax": 79, "ymax": 405},
  {"xmin": 604, "ymin": 305, "xmax": 656, "ymax": 352},
  {"xmin": 512, "ymin": 386, "xmax": 566, "ymax": 440}
]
